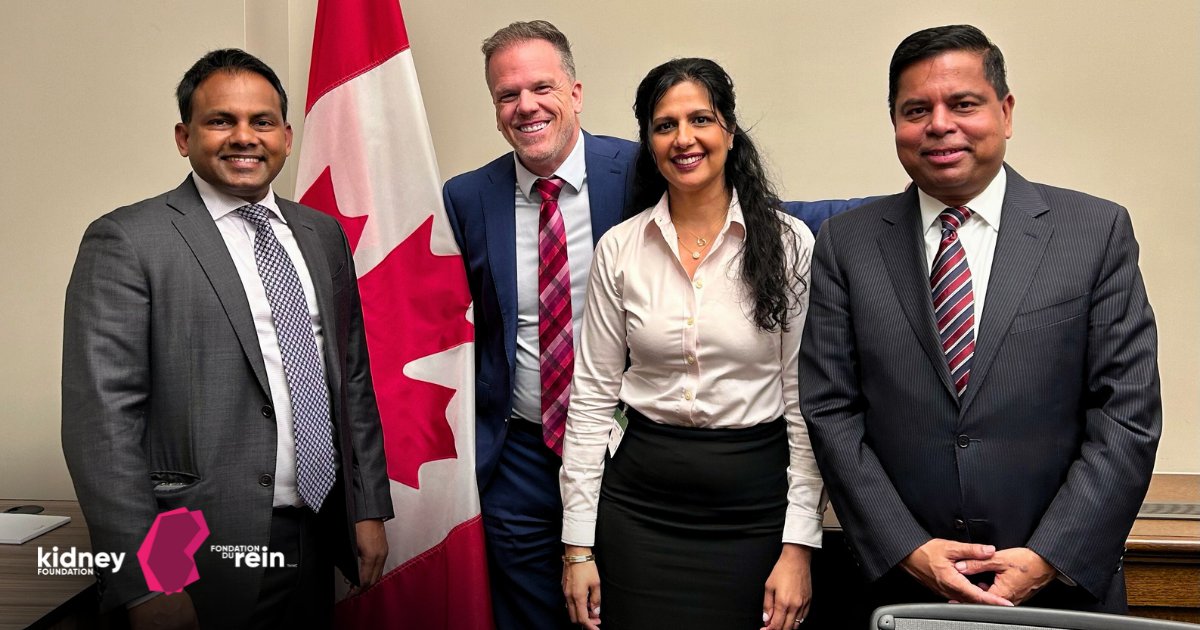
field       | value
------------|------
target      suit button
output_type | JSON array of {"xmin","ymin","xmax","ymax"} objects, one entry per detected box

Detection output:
[
  {"xmin": 953, "ymin": 518, "xmax": 967, "ymax": 531},
  {"xmin": 956, "ymin": 434, "xmax": 970, "ymax": 448},
  {"xmin": 261, "ymin": 405, "xmax": 274, "ymax": 419},
  {"xmin": 259, "ymin": 474, "xmax": 274, "ymax": 487}
]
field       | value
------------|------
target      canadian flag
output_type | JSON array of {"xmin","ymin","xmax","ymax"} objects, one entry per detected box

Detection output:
[{"xmin": 294, "ymin": 0, "xmax": 493, "ymax": 627}]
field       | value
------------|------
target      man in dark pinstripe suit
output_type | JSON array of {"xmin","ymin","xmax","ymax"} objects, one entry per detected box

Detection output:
[{"xmin": 800, "ymin": 25, "xmax": 1160, "ymax": 618}]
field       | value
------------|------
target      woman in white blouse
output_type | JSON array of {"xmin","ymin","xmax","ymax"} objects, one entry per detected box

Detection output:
[{"xmin": 559, "ymin": 58, "xmax": 825, "ymax": 630}]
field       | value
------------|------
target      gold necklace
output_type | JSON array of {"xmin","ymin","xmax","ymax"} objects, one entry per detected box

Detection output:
[
  {"xmin": 676, "ymin": 235, "xmax": 707, "ymax": 260},
  {"xmin": 678, "ymin": 225, "xmax": 710, "ymax": 248},
  {"xmin": 672, "ymin": 209, "xmax": 727, "ymax": 261}
]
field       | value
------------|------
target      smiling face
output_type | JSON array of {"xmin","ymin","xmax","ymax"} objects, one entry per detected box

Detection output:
[
  {"xmin": 486, "ymin": 39, "xmax": 583, "ymax": 177},
  {"xmin": 892, "ymin": 50, "xmax": 1014, "ymax": 207},
  {"xmin": 174, "ymin": 70, "xmax": 292, "ymax": 203},
  {"xmin": 648, "ymin": 80, "xmax": 734, "ymax": 199}
]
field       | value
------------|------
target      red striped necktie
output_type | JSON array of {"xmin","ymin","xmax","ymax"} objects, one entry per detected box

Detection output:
[
  {"xmin": 536, "ymin": 177, "xmax": 572, "ymax": 455},
  {"xmin": 931, "ymin": 206, "xmax": 975, "ymax": 398}
]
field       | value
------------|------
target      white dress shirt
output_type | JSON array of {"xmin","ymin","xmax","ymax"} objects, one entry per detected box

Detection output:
[
  {"xmin": 511, "ymin": 134, "xmax": 595, "ymax": 425},
  {"xmin": 194, "ymin": 173, "xmax": 326, "ymax": 509},
  {"xmin": 560, "ymin": 191, "xmax": 826, "ymax": 548},
  {"xmin": 919, "ymin": 167, "xmax": 1007, "ymax": 328},
  {"xmin": 918, "ymin": 170, "xmax": 1081, "ymax": 588}
]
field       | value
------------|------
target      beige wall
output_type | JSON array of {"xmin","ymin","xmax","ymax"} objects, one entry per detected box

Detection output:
[{"xmin": 2, "ymin": 0, "xmax": 1196, "ymax": 500}]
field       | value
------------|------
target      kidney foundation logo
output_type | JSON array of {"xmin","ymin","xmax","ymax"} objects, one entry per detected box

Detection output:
[{"xmin": 136, "ymin": 507, "xmax": 210, "ymax": 593}]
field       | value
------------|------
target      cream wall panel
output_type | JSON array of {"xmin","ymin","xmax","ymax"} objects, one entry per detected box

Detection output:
[
  {"xmin": 1, "ymin": 0, "xmax": 1195, "ymax": 501},
  {"xmin": 0, "ymin": 0, "xmax": 247, "ymax": 499},
  {"xmin": 382, "ymin": 0, "xmax": 1200, "ymax": 473}
]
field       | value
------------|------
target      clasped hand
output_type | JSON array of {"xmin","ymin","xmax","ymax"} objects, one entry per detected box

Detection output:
[
  {"xmin": 901, "ymin": 539, "xmax": 1057, "ymax": 607},
  {"xmin": 953, "ymin": 546, "xmax": 1057, "ymax": 606}
]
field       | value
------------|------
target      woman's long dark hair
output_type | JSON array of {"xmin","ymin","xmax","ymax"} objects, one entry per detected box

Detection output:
[{"xmin": 630, "ymin": 57, "xmax": 805, "ymax": 332}]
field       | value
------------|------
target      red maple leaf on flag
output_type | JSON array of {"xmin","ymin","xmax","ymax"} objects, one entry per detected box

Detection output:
[
  {"xmin": 302, "ymin": 167, "xmax": 367, "ymax": 251},
  {"xmin": 302, "ymin": 173, "xmax": 474, "ymax": 489}
]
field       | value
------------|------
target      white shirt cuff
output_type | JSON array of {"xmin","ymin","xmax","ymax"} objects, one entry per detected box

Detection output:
[
  {"xmin": 561, "ymin": 513, "xmax": 597, "ymax": 548},
  {"xmin": 782, "ymin": 510, "xmax": 824, "ymax": 548}
]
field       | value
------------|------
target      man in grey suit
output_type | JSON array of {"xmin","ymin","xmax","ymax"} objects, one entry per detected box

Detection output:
[
  {"xmin": 800, "ymin": 25, "xmax": 1160, "ymax": 619},
  {"xmin": 62, "ymin": 49, "xmax": 392, "ymax": 629}
]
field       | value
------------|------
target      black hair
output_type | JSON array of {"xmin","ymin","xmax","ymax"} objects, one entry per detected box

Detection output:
[
  {"xmin": 889, "ymin": 24, "xmax": 1008, "ymax": 113},
  {"xmin": 631, "ymin": 57, "xmax": 805, "ymax": 333},
  {"xmin": 176, "ymin": 48, "xmax": 288, "ymax": 123}
]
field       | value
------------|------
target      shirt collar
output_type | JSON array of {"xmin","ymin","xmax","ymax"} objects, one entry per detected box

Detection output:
[
  {"xmin": 192, "ymin": 172, "xmax": 284, "ymax": 223},
  {"xmin": 647, "ymin": 188, "xmax": 745, "ymax": 240},
  {"xmin": 514, "ymin": 132, "xmax": 586, "ymax": 201},
  {"xmin": 918, "ymin": 166, "xmax": 1006, "ymax": 233}
]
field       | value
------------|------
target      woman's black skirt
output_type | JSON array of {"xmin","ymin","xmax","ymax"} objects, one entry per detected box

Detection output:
[{"xmin": 596, "ymin": 405, "xmax": 788, "ymax": 630}]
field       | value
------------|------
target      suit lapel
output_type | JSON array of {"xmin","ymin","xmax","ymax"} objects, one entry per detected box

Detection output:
[
  {"xmin": 483, "ymin": 133, "xmax": 630, "ymax": 377},
  {"xmin": 583, "ymin": 132, "xmax": 629, "ymax": 243},
  {"xmin": 876, "ymin": 189, "xmax": 958, "ymax": 399},
  {"xmin": 959, "ymin": 166, "xmax": 1052, "ymax": 414},
  {"xmin": 279, "ymin": 198, "xmax": 342, "ymax": 392},
  {"xmin": 167, "ymin": 177, "xmax": 271, "ymax": 397},
  {"xmin": 482, "ymin": 160, "xmax": 520, "ymax": 374}
]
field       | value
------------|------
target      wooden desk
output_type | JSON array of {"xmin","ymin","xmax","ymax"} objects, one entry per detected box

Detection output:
[
  {"xmin": 0, "ymin": 499, "xmax": 99, "ymax": 630},
  {"xmin": 1126, "ymin": 473, "xmax": 1200, "ymax": 622}
]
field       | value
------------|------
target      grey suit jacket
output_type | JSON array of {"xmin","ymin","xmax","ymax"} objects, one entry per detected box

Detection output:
[
  {"xmin": 799, "ymin": 165, "xmax": 1160, "ymax": 610},
  {"xmin": 62, "ymin": 176, "xmax": 393, "ymax": 627}
]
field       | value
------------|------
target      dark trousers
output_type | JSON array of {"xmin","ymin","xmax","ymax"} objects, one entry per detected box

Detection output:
[
  {"xmin": 247, "ymin": 506, "xmax": 334, "ymax": 630},
  {"xmin": 480, "ymin": 420, "xmax": 574, "ymax": 630}
]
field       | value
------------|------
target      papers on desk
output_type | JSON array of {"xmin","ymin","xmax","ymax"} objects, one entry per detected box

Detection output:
[
  {"xmin": 1139, "ymin": 501, "xmax": 1200, "ymax": 520},
  {"xmin": 0, "ymin": 513, "xmax": 71, "ymax": 544}
]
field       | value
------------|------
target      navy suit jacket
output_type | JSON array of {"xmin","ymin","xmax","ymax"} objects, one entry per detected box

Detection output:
[
  {"xmin": 443, "ymin": 132, "xmax": 638, "ymax": 487},
  {"xmin": 799, "ymin": 165, "xmax": 1160, "ymax": 609}
]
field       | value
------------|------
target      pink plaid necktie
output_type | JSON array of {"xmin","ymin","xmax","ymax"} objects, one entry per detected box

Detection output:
[
  {"xmin": 536, "ymin": 177, "xmax": 572, "ymax": 455},
  {"xmin": 932, "ymin": 206, "xmax": 975, "ymax": 397}
]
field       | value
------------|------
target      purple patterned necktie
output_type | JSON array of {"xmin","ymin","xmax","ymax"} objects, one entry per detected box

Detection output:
[
  {"xmin": 932, "ymin": 206, "xmax": 976, "ymax": 398},
  {"xmin": 238, "ymin": 204, "xmax": 337, "ymax": 511},
  {"xmin": 535, "ymin": 177, "xmax": 572, "ymax": 455}
]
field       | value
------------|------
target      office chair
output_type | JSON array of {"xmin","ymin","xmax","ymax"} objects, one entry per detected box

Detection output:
[{"xmin": 871, "ymin": 604, "xmax": 1199, "ymax": 629}]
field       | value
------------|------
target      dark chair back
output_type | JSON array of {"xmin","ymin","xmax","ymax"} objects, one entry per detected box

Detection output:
[{"xmin": 781, "ymin": 197, "xmax": 879, "ymax": 235}]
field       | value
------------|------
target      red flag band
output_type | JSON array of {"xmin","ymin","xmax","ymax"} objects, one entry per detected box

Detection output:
[{"xmin": 295, "ymin": 0, "xmax": 493, "ymax": 627}]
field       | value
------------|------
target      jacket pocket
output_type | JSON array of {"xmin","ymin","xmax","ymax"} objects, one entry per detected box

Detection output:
[
  {"xmin": 1009, "ymin": 294, "xmax": 1087, "ymax": 335},
  {"xmin": 475, "ymin": 378, "xmax": 492, "ymax": 413},
  {"xmin": 150, "ymin": 470, "xmax": 200, "ymax": 494}
]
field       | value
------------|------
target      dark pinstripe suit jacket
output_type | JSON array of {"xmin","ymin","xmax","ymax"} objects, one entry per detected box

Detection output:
[{"xmin": 799, "ymin": 164, "xmax": 1160, "ymax": 610}]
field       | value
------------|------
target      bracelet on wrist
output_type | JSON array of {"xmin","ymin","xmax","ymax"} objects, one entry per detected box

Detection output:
[{"xmin": 562, "ymin": 553, "xmax": 595, "ymax": 564}]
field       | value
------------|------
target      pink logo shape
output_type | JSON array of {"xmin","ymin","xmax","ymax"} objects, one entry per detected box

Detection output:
[{"xmin": 137, "ymin": 508, "xmax": 209, "ymax": 593}]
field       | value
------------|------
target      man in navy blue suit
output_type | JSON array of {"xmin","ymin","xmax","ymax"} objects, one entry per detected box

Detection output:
[
  {"xmin": 443, "ymin": 21, "xmax": 627, "ymax": 629},
  {"xmin": 444, "ymin": 20, "xmax": 870, "ymax": 629}
]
